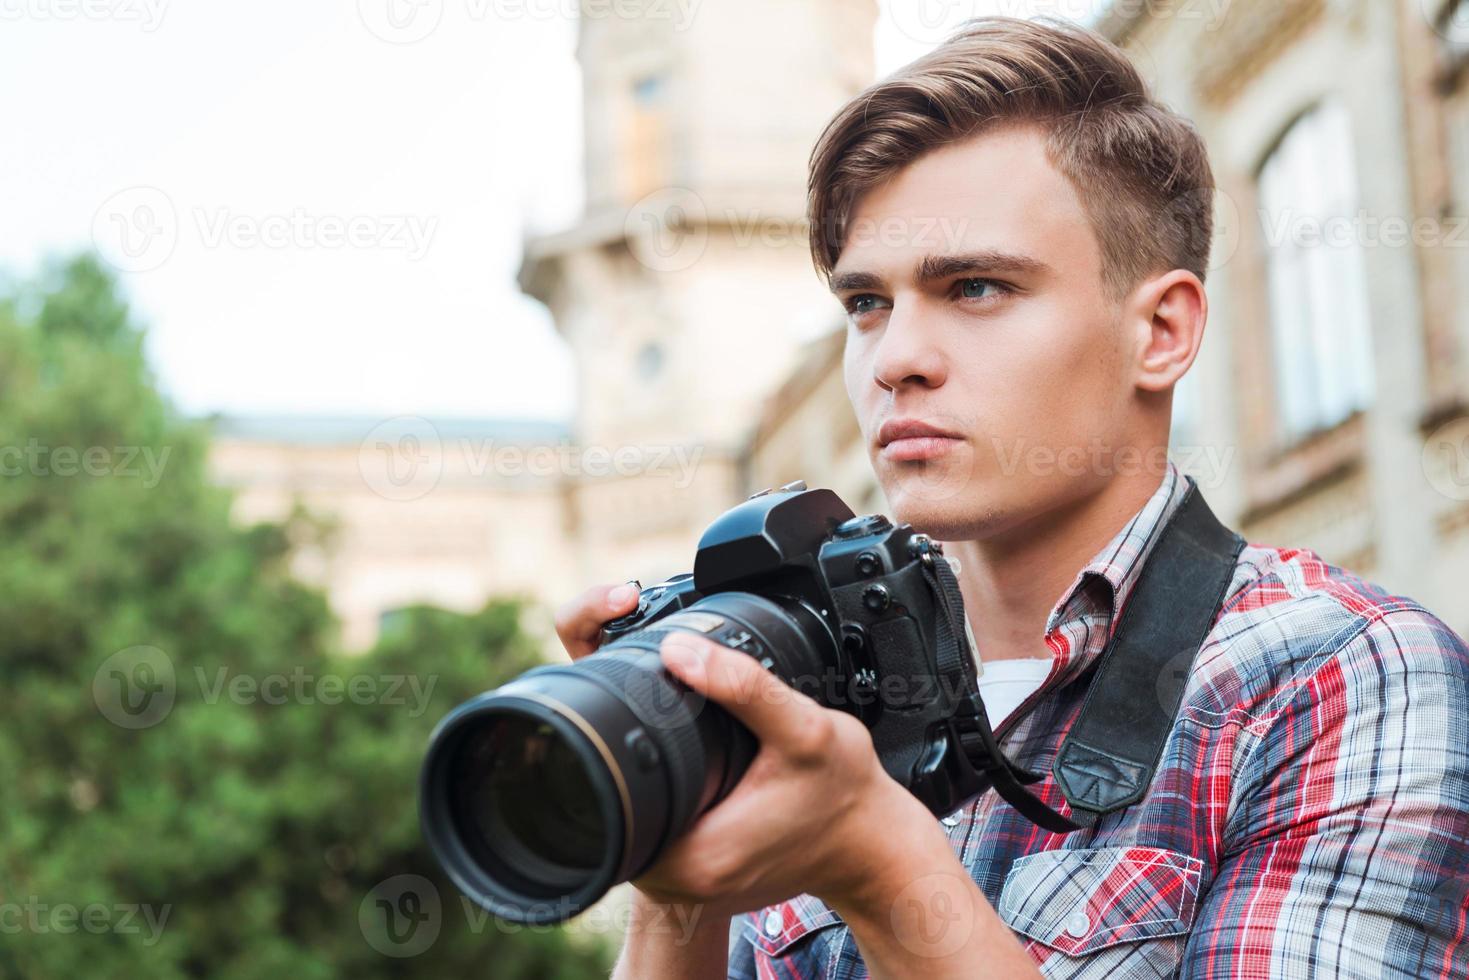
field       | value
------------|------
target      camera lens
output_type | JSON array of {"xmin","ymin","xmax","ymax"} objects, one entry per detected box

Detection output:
[
  {"xmin": 420, "ymin": 591, "xmax": 832, "ymax": 924},
  {"xmin": 448, "ymin": 714, "xmax": 606, "ymax": 892}
]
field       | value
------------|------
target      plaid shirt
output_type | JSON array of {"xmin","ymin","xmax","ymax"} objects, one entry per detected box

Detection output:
[{"xmin": 727, "ymin": 464, "xmax": 1469, "ymax": 978}]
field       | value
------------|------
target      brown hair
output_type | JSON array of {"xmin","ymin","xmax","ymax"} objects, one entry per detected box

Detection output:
[{"xmin": 808, "ymin": 17, "xmax": 1214, "ymax": 300}]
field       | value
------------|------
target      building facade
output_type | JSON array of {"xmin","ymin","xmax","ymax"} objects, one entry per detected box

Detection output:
[{"xmin": 1095, "ymin": 0, "xmax": 1469, "ymax": 635}]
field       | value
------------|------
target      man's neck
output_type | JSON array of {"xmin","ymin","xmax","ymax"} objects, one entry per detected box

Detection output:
[{"xmin": 943, "ymin": 469, "xmax": 1166, "ymax": 663}]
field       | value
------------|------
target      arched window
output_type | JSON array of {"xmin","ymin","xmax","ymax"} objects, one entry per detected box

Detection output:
[{"xmin": 1256, "ymin": 101, "xmax": 1375, "ymax": 439}]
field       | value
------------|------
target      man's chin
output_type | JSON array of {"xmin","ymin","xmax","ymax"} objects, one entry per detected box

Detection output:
[{"xmin": 884, "ymin": 486, "xmax": 1001, "ymax": 541}]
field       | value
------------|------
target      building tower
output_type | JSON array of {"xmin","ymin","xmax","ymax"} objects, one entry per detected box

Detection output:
[{"xmin": 519, "ymin": 0, "xmax": 878, "ymax": 585}]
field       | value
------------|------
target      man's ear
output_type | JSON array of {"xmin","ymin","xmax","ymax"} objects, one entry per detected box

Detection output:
[{"xmin": 1125, "ymin": 269, "xmax": 1207, "ymax": 393}]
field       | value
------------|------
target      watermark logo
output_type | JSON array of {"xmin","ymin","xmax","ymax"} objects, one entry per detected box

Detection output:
[
  {"xmin": 92, "ymin": 186, "xmax": 437, "ymax": 273},
  {"xmin": 92, "ymin": 186, "xmax": 178, "ymax": 273},
  {"xmin": 360, "ymin": 874, "xmax": 442, "ymax": 957},
  {"xmin": 1423, "ymin": 417, "xmax": 1469, "ymax": 501},
  {"xmin": 93, "ymin": 645, "xmax": 176, "ymax": 730},
  {"xmin": 357, "ymin": 0, "xmax": 443, "ymax": 43},
  {"xmin": 625, "ymin": 187, "xmax": 709, "ymax": 273},
  {"xmin": 889, "ymin": 871, "xmax": 975, "ymax": 959},
  {"xmin": 359, "ymin": 416, "xmax": 443, "ymax": 502},
  {"xmin": 1154, "ymin": 646, "xmax": 1198, "ymax": 716},
  {"xmin": 94, "ymin": 646, "xmax": 439, "ymax": 729}
]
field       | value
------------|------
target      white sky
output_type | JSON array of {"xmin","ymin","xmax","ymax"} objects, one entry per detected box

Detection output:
[{"xmin": 1, "ymin": 0, "xmax": 1103, "ymax": 421}]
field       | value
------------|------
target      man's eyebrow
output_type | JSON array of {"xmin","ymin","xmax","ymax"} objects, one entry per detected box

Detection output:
[
  {"xmin": 829, "ymin": 250, "xmax": 1052, "ymax": 294},
  {"xmin": 916, "ymin": 250, "xmax": 1051, "ymax": 283},
  {"xmin": 827, "ymin": 270, "xmax": 885, "ymax": 293}
]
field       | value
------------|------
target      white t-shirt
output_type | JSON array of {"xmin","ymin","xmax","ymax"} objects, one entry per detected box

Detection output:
[
  {"xmin": 959, "ymin": 601, "xmax": 1053, "ymax": 725},
  {"xmin": 974, "ymin": 656, "xmax": 1053, "ymax": 727}
]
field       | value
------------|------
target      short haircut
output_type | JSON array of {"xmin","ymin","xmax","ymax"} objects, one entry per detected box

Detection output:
[{"xmin": 808, "ymin": 17, "xmax": 1215, "ymax": 300}]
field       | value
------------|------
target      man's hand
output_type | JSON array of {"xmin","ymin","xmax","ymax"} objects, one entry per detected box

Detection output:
[
  {"xmin": 634, "ymin": 631, "xmax": 940, "ymax": 916},
  {"xmin": 637, "ymin": 632, "xmax": 1044, "ymax": 979},
  {"xmin": 552, "ymin": 581, "xmax": 640, "ymax": 660}
]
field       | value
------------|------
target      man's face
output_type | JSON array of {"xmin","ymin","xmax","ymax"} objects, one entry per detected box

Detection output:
[{"xmin": 833, "ymin": 123, "xmax": 1135, "ymax": 541}]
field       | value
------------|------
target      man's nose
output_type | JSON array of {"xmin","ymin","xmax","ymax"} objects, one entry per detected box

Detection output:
[{"xmin": 872, "ymin": 301, "xmax": 947, "ymax": 392}]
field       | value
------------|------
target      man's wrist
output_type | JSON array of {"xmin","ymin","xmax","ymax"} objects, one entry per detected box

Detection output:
[
  {"xmin": 818, "ymin": 789, "xmax": 1042, "ymax": 978},
  {"xmin": 613, "ymin": 890, "xmax": 730, "ymax": 980},
  {"xmin": 825, "ymin": 797, "xmax": 956, "ymax": 924}
]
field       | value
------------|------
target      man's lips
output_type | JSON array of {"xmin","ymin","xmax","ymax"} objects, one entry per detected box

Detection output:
[{"xmin": 877, "ymin": 418, "xmax": 966, "ymax": 461}]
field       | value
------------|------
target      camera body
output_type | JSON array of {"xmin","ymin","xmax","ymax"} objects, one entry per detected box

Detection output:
[{"xmin": 600, "ymin": 482, "xmax": 993, "ymax": 818}]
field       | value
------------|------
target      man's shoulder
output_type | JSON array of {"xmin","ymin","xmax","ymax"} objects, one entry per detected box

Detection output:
[{"xmin": 1185, "ymin": 542, "xmax": 1469, "ymax": 728}]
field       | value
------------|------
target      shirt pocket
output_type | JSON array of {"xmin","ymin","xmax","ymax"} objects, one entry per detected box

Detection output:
[
  {"xmin": 742, "ymin": 893, "xmax": 845, "ymax": 960},
  {"xmin": 997, "ymin": 845, "xmax": 1203, "ymax": 958}
]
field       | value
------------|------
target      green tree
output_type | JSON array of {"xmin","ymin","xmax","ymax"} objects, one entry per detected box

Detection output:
[{"xmin": 0, "ymin": 254, "xmax": 612, "ymax": 978}]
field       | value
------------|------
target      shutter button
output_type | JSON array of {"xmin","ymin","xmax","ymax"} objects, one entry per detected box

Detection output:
[
  {"xmin": 1064, "ymin": 910, "xmax": 1091, "ymax": 939},
  {"xmin": 763, "ymin": 910, "xmax": 783, "ymax": 938}
]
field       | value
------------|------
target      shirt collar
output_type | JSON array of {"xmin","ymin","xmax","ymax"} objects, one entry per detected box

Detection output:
[{"xmin": 1043, "ymin": 462, "xmax": 1193, "ymax": 653}]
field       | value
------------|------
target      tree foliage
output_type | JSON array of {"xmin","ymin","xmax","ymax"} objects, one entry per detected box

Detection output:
[{"xmin": 0, "ymin": 254, "xmax": 611, "ymax": 978}]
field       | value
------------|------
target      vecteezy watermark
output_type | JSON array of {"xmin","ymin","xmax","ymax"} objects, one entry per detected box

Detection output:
[
  {"xmin": 1258, "ymin": 208, "xmax": 1469, "ymax": 252},
  {"xmin": 91, "ymin": 186, "xmax": 177, "ymax": 273},
  {"xmin": 194, "ymin": 208, "xmax": 436, "ymax": 259},
  {"xmin": 360, "ymin": 875, "xmax": 443, "ymax": 957},
  {"xmin": 886, "ymin": 0, "xmax": 1232, "ymax": 45},
  {"xmin": 93, "ymin": 645, "xmax": 177, "ymax": 730},
  {"xmin": 1423, "ymin": 416, "xmax": 1469, "ymax": 502},
  {"xmin": 92, "ymin": 647, "xmax": 439, "ymax": 729},
  {"xmin": 888, "ymin": 871, "xmax": 977, "ymax": 959},
  {"xmin": 91, "ymin": 186, "xmax": 437, "ymax": 273},
  {"xmin": 622, "ymin": 187, "xmax": 976, "ymax": 273},
  {"xmin": 196, "ymin": 666, "xmax": 437, "ymax": 717},
  {"xmin": 0, "ymin": 440, "xmax": 171, "ymax": 488},
  {"xmin": 359, "ymin": 416, "xmax": 443, "ymax": 502},
  {"xmin": 356, "ymin": 0, "xmax": 700, "ymax": 44},
  {"xmin": 358, "ymin": 875, "xmax": 705, "ymax": 957},
  {"xmin": 993, "ymin": 439, "xmax": 1236, "ymax": 490},
  {"xmin": 357, "ymin": 416, "xmax": 706, "ymax": 502},
  {"xmin": 0, "ymin": 899, "xmax": 171, "ymax": 946},
  {"xmin": 0, "ymin": 0, "xmax": 169, "ymax": 30}
]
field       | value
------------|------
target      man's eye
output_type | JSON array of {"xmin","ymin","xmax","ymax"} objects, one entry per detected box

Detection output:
[
  {"xmin": 957, "ymin": 278, "xmax": 1003, "ymax": 300},
  {"xmin": 844, "ymin": 294, "xmax": 888, "ymax": 316}
]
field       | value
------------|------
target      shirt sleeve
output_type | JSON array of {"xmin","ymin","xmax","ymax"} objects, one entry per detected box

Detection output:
[
  {"xmin": 1180, "ymin": 605, "xmax": 1469, "ymax": 978},
  {"xmin": 726, "ymin": 912, "xmax": 757, "ymax": 978}
]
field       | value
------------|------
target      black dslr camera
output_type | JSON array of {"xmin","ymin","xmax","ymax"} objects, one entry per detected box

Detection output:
[{"xmin": 420, "ymin": 481, "xmax": 1065, "ymax": 925}]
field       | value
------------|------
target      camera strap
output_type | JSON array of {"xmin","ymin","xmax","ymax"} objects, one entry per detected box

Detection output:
[{"xmin": 922, "ymin": 477, "xmax": 1244, "ymax": 834}]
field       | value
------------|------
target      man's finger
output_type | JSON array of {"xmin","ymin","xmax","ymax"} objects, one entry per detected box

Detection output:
[
  {"xmin": 658, "ymin": 633, "xmax": 822, "ymax": 743},
  {"xmin": 553, "ymin": 582, "xmax": 640, "ymax": 659}
]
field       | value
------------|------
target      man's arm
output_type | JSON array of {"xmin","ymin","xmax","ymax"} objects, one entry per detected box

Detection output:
[
  {"xmin": 610, "ymin": 895, "xmax": 729, "ymax": 980},
  {"xmin": 1181, "ymin": 606, "xmax": 1469, "ymax": 978}
]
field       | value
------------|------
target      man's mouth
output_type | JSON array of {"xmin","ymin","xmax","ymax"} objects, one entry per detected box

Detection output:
[{"xmin": 877, "ymin": 418, "xmax": 966, "ymax": 462}]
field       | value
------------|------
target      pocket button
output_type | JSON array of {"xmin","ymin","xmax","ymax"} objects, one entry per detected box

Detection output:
[
  {"xmin": 763, "ymin": 911, "xmax": 783, "ymax": 938},
  {"xmin": 1065, "ymin": 911, "xmax": 1091, "ymax": 939}
]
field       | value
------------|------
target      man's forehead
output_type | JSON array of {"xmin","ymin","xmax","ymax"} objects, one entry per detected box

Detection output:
[{"xmin": 831, "ymin": 140, "xmax": 1094, "ymax": 285}]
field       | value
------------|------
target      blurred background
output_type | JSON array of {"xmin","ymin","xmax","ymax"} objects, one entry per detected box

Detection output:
[{"xmin": 4, "ymin": 0, "xmax": 1469, "ymax": 975}]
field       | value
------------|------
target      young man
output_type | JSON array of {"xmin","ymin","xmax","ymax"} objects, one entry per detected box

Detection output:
[{"xmin": 554, "ymin": 17, "xmax": 1469, "ymax": 978}]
